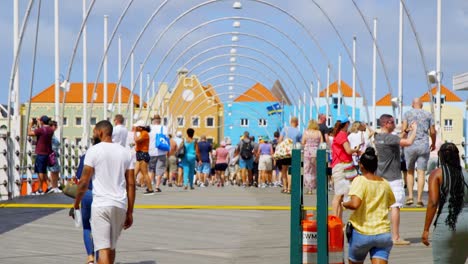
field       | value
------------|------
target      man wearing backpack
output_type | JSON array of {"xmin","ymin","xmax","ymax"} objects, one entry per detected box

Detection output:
[
  {"xmin": 148, "ymin": 114, "xmax": 168, "ymax": 192},
  {"xmin": 236, "ymin": 131, "xmax": 254, "ymax": 187}
]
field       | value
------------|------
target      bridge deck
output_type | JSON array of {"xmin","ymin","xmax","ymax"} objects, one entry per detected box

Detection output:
[{"xmin": 0, "ymin": 185, "xmax": 438, "ymax": 264}]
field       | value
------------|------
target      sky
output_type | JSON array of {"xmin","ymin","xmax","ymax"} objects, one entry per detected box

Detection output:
[{"xmin": 0, "ymin": 0, "xmax": 467, "ymax": 111}]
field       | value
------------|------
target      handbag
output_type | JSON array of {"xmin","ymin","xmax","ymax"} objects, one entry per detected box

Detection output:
[
  {"xmin": 62, "ymin": 182, "xmax": 78, "ymax": 199},
  {"xmin": 155, "ymin": 126, "xmax": 170, "ymax": 151},
  {"xmin": 273, "ymin": 138, "xmax": 293, "ymax": 160},
  {"xmin": 176, "ymin": 142, "xmax": 186, "ymax": 159},
  {"xmin": 48, "ymin": 151, "xmax": 57, "ymax": 166},
  {"xmin": 345, "ymin": 222, "xmax": 354, "ymax": 242}
]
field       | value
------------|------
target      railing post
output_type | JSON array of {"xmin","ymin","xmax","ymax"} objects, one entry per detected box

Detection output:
[
  {"xmin": 316, "ymin": 149, "xmax": 328, "ymax": 263},
  {"xmin": 290, "ymin": 148, "xmax": 303, "ymax": 264}
]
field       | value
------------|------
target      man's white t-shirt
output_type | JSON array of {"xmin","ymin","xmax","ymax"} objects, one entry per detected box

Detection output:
[
  {"xmin": 84, "ymin": 142, "xmax": 134, "ymax": 210},
  {"xmin": 112, "ymin": 124, "xmax": 128, "ymax": 147},
  {"xmin": 348, "ymin": 131, "xmax": 370, "ymax": 165},
  {"xmin": 148, "ymin": 124, "xmax": 168, "ymax": 157}
]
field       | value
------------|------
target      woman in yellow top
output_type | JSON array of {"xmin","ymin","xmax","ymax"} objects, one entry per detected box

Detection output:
[
  {"xmin": 133, "ymin": 120, "xmax": 153, "ymax": 195},
  {"xmin": 343, "ymin": 147, "xmax": 396, "ymax": 264}
]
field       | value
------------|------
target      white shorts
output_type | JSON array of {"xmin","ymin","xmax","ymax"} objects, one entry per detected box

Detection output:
[
  {"xmin": 388, "ymin": 179, "xmax": 405, "ymax": 208},
  {"xmin": 332, "ymin": 163, "xmax": 353, "ymax": 195},
  {"xmin": 258, "ymin": 155, "xmax": 273, "ymax": 171},
  {"xmin": 91, "ymin": 206, "xmax": 127, "ymax": 251}
]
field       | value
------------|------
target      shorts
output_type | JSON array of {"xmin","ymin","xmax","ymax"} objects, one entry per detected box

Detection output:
[
  {"xmin": 258, "ymin": 155, "xmax": 273, "ymax": 171},
  {"xmin": 332, "ymin": 162, "xmax": 354, "ymax": 195},
  {"xmin": 198, "ymin": 162, "xmax": 211, "ymax": 174},
  {"xmin": 239, "ymin": 158, "xmax": 254, "ymax": 170},
  {"xmin": 276, "ymin": 158, "xmax": 292, "ymax": 168},
  {"xmin": 91, "ymin": 206, "xmax": 127, "ymax": 251},
  {"xmin": 148, "ymin": 155, "xmax": 167, "ymax": 176},
  {"xmin": 167, "ymin": 155, "xmax": 178, "ymax": 173},
  {"xmin": 388, "ymin": 179, "xmax": 405, "ymax": 208},
  {"xmin": 34, "ymin": 154, "xmax": 48, "ymax": 174},
  {"xmin": 215, "ymin": 163, "xmax": 228, "ymax": 171},
  {"xmin": 226, "ymin": 164, "xmax": 239, "ymax": 178},
  {"xmin": 348, "ymin": 229, "xmax": 392, "ymax": 262},
  {"xmin": 136, "ymin": 151, "xmax": 150, "ymax": 163},
  {"xmin": 47, "ymin": 155, "xmax": 61, "ymax": 173},
  {"xmin": 404, "ymin": 144, "xmax": 430, "ymax": 171}
]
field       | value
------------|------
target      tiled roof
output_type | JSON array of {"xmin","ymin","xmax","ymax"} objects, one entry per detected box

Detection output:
[
  {"xmin": 376, "ymin": 93, "xmax": 392, "ymax": 106},
  {"xmin": 234, "ymin": 83, "xmax": 279, "ymax": 102},
  {"xmin": 30, "ymin": 83, "xmax": 143, "ymax": 106},
  {"xmin": 202, "ymin": 84, "xmax": 221, "ymax": 105},
  {"xmin": 420, "ymin": 85, "xmax": 462, "ymax": 102},
  {"xmin": 319, "ymin": 81, "xmax": 361, "ymax": 97}
]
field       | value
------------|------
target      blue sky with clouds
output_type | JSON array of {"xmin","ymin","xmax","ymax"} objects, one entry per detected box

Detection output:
[{"xmin": 1, "ymin": 0, "xmax": 467, "ymax": 109}]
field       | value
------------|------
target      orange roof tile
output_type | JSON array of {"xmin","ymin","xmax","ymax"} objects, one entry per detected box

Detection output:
[
  {"xmin": 319, "ymin": 81, "xmax": 361, "ymax": 97},
  {"xmin": 376, "ymin": 93, "xmax": 392, "ymax": 106},
  {"xmin": 31, "ymin": 83, "xmax": 143, "ymax": 106},
  {"xmin": 234, "ymin": 83, "xmax": 279, "ymax": 102},
  {"xmin": 202, "ymin": 84, "xmax": 221, "ymax": 105},
  {"xmin": 420, "ymin": 85, "xmax": 462, "ymax": 102}
]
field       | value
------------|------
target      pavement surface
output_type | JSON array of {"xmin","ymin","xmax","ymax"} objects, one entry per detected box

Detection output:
[{"xmin": 0, "ymin": 184, "xmax": 444, "ymax": 264}]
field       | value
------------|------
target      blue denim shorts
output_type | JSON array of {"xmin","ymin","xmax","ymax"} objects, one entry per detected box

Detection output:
[
  {"xmin": 239, "ymin": 158, "xmax": 253, "ymax": 170},
  {"xmin": 197, "ymin": 162, "xmax": 211, "ymax": 174},
  {"xmin": 348, "ymin": 229, "xmax": 393, "ymax": 262},
  {"xmin": 34, "ymin": 154, "xmax": 48, "ymax": 174}
]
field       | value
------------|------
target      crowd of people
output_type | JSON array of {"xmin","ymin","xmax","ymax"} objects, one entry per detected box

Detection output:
[{"xmin": 26, "ymin": 97, "xmax": 468, "ymax": 264}]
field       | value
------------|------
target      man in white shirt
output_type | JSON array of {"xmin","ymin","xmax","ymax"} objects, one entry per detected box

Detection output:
[
  {"xmin": 112, "ymin": 114, "xmax": 128, "ymax": 147},
  {"xmin": 148, "ymin": 114, "xmax": 168, "ymax": 192},
  {"xmin": 74, "ymin": 120, "xmax": 135, "ymax": 264}
]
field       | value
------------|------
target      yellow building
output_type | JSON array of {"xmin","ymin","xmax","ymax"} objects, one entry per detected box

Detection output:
[{"xmin": 153, "ymin": 70, "xmax": 223, "ymax": 143}]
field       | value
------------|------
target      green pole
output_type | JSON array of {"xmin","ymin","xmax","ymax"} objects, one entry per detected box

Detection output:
[
  {"xmin": 290, "ymin": 149, "xmax": 303, "ymax": 264},
  {"xmin": 316, "ymin": 149, "xmax": 328, "ymax": 263}
]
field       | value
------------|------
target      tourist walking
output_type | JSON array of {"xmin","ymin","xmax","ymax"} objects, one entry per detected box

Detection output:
[
  {"xmin": 348, "ymin": 121, "xmax": 372, "ymax": 171},
  {"xmin": 180, "ymin": 128, "xmax": 199, "ymax": 189},
  {"xmin": 256, "ymin": 137, "xmax": 273, "ymax": 188},
  {"xmin": 197, "ymin": 135, "xmax": 212, "ymax": 187},
  {"xmin": 214, "ymin": 141, "xmax": 229, "ymax": 187},
  {"xmin": 277, "ymin": 117, "xmax": 302, "ymax": 194},
  {"xmin": 27, "ymin": 115, "xmax": 54, "ymax": 195},
  {"xmin": 343, "ymin": 147, "xmax": 396, "ymax": 264},
  {"xmin": 402, "ymin": 98, "xmax": 437, "ymax": 207},
  {"xmin": 225, "ymin": 138, "xmax": 240, "ymax": 185},
  {"xmin": 237, "ymin": 131, "xmax": 255, "ymax": 187},
  {"xmin": 302, "ymin": 119, "xmax": 322, "ymax": 194},
  {"xmin": 47, "ymin": 120, "xmax": 62, "ymax": 193},
  {"xmin": 422, "ymin": 142, "xmax": 468, "ymax": 263},
  {"xmin": 374, "ymin": 114, "xmax": 417, "ymax": 245},
  {"xmin": 148, "ymin": 114, "xmax": 168, "ymax": 192},
  {"xmin": 73, "ymin": 120, "xmax": 135, "ymax": 264},
  {"xmin": 133, "ymin": 120, "xmax": 153, "ymax": 195},
  {"xmin": 112, "ymin": 114, "xmax": 128, "ymax": 147}
]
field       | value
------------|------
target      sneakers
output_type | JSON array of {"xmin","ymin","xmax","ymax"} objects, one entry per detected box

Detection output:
[
  {"xmin": 393, "ymin": 239, "xmax": 411, "ymax": 245},
  {"xmin": 200, "ymin": 183, "xmax": 206, "ymax": 188},
  {"xmin": 53, "ymin": 188, "xmax": 62, "ymax": 193},
  {"xmin": 143, "ymin": 189, "xmax": 155, "ymax": 195}
]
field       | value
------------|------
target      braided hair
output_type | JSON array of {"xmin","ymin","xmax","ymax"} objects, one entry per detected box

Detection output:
[{"xmin": 434, "ymin": 142, "xmax": 466, "ymax": 231}]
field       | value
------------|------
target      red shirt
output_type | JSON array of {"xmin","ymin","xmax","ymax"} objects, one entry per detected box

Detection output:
[
  {"xmin": 331, "ymin": 130, "xmax": 352, "ymax": 168},
  {"xmin": 34, "ymin": 126, "xmax": 54, "ymax": 155}
]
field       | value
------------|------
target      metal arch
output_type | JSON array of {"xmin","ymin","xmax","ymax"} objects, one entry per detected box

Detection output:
[
  {"xmin": 196, "ymin": 64, "xmax": 275, "ymax": 84},
  {"xmin": 112, "ymin": 15, "xmax": 325, "ymax": 109},
  {"xmin": 136, "ymin": 33, "xmax": 320, "ymax": 120}
]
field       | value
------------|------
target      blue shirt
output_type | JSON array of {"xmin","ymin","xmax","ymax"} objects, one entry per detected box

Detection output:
[
  {"xmin": 76, "ymin": 155, "xmax": 92, "ymax": 190},
  {"xmin": 281, "ymin": 126, "xmax": 302, "ymax": 144},
  {"xmin": 198, "ymin": 141, "xmax": 212, "ymax": 163}
]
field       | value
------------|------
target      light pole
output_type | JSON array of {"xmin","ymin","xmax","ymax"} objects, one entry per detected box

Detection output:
[{"xmin": 436, "ymin": 0, "xmax": 442, "ymax": 138}]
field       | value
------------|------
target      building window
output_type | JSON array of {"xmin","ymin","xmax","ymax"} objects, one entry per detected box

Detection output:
[
  {"xmin": 163, "ymin": 117, "xmax": 168, "ymax": 126},
  {"xmin": 63, "ymin": 117, "xmax": 68, "ymax": 126},
  {"xmin": 207, "ymin": 138, "xmax": 214, "ymax": 144},
  {"xmin": 240, "ymin": 118, "xmax": 249, "ymax": 127},
  {"xmin": 258, "ymin": 118, "xmax": 267, "ymax": 127},
  {"xmin": 432, "ymin": 95, "xmax": 446, "ymax": 104},
  {"xmin": 90, "ymin": 117, "xmax": 97, "ymax": 125},
  {"xmin": 177, "ymin": 117, "xmax": 185, "ymax": 127},
  {"xmin": 75, "ymin": 117, "xmax": 82, "ymax": 126},
  {"xmin": 206, "ymin": 117, "xmax": 215, "ymax": 128},
  {"xmin": 75, "ymin": 138, "xmax": 82, "ymax": 146},
  {"xmin": 192, "ymin": 117, "xmax": 200, "ymax": 127},
  {"xmin": 444, "ymin": 119, "xmax": 453, "ymax": 132}
]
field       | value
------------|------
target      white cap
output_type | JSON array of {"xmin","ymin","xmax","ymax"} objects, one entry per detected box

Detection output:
[
  {"xmin": 176, "ymin": 131, "xmax": 182, "ymax": 137},
  {"xmin": 133, "ymin": 120, "xmax": 146, "ymax": 127}
]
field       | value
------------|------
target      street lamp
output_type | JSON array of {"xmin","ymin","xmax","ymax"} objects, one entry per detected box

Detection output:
[
  {"xmin": 233, "ymin": 2, "xmax": 242, "ymax": 9},
  {"xmin": 230, "ymin": 57, "xmax": 237, "ymax": 63},
  {"xmin": 230, "ymin": 67, "xmax": 236, "ymax": 72},
  {"xmin": 229, "ymin": 86, "xmax": 234, "ymax": 90},
  {"xmin": 229, "ymin": 76, "xmax": 235, "ymax": 81},
  {"xmin": 230, "ymin": 48, "xmax": 237, "ymax": 54},
  {"xmin": 231, "ymin": 35, "xmax": 239, "ymax": 42},
  {"xmin": 232, "ymin": 21, "xmax": 241, "ymax": 28}
]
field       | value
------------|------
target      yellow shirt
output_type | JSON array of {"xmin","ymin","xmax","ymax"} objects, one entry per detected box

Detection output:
[{"xmin": 348, "ymin": 176, "xmax": 395, "ymax": 235}]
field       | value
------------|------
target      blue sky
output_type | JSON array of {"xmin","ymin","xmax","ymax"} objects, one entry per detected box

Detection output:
[{"xmin": 1, "ymin": 0, "xmax": 467, "ymax": 109}]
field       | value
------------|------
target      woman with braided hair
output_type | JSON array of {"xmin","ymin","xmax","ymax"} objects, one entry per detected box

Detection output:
[{"xmin": 422, "ymin": 142, "xmax": 468, "ymax": 263}]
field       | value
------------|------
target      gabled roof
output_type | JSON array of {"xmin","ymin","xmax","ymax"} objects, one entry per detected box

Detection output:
[
  {"xmin": 30, "ymin": 83, "xmax": 143, "ymax": 106},
  {"xmin": 234, "ymin": 83, "xmax": 278, "ymax": 102},
  {"xmin": 376, "ymin": 93, "xmax": 392, "ymax": 106},
  {"xmin": 420, "ymin": 85, "xmax": 462, "ymax": 102},
  {"xmin": 271, "ymin": 80, "xmax": 292, "ymax": 105},
  {"xmin": 202, "ymin": 84, "xmax": 221, "ymax": 105},
  {"xmin": 319, "ymin": 81, "xmax": 361, "ymax": 97}
]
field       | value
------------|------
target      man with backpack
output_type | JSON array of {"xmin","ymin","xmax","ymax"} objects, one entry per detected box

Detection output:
[
  {"xmin": 236, "ymin": 131, "xmax": 255, "ymax": 187},
  {"xmin": 148, "ymin": 114, "xmax": 169, "ymax": 192}
]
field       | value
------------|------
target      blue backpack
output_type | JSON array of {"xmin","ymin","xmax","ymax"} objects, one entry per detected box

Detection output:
[{"xmin": 155, "ymin": 126, "xmax": 170, "ymax": 151}]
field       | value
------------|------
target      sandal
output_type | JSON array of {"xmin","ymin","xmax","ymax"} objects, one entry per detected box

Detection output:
[
  {"xmin": 416, "ymin": 201, "xmax": 425, "ymax": 207},
  {"xmin": 155, "ymin": 188, "xmax": 162, "ymax": 192},
  {"xmin": 405, "ymin": 198, "xmax": 414, "ymax": 206},
  {"xmin": 281, "ymin": 189, "xmax": 288, "ymax": 193}
]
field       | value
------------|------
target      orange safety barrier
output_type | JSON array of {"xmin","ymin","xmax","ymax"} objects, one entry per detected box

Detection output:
[{"xmin": 302, "ymin": 213, "xmax": 344, "ymax": 264}]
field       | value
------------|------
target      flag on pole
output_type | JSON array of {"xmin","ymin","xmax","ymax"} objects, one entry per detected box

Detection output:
[{"xmin": 266, "ymin": 103, "xmax": 283, "ymax": 115}]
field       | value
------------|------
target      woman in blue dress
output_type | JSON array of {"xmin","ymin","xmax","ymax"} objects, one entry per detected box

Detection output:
[{"xmin": 180, "ymin": 128, "xmax": 200, "ymax": 190}]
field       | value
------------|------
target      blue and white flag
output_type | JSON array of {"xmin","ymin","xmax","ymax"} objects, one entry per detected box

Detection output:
[{"xmin": 267, "ymin": 103, "xmax": 283, "ymax": 115}]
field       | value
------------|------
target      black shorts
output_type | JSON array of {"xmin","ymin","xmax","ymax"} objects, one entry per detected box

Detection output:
[
  {"xmin": 136, "ymin": 151, "xmax": 150, "ymax": 162},
  {"xmin": 276, "ymin": 158, "xmax": 292, "ymax": 168},
  {"xmin": 215, "ymin": 163, "xmax": 228, "ymax": 171},
  {"xmin": 34, "ymin": 154, "xmax": 48, "ymax": 174}
]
